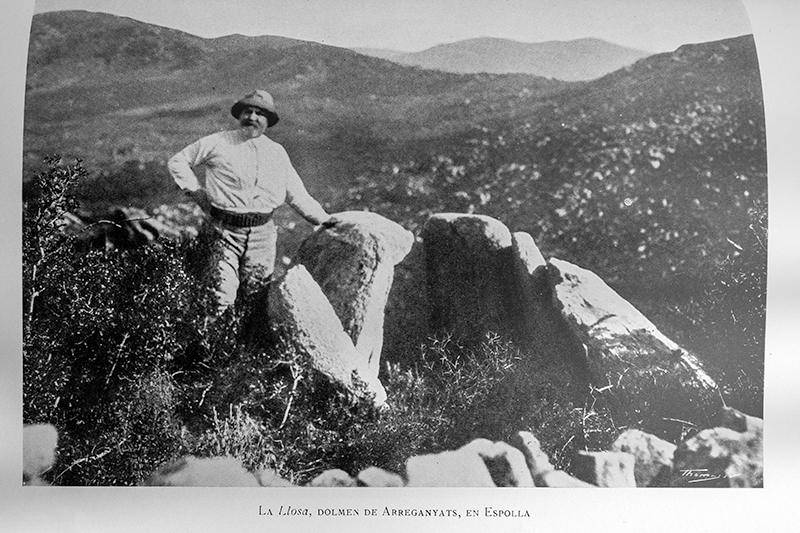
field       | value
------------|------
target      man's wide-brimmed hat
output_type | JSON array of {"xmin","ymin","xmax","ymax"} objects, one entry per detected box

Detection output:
[{"xmin": 230, "ymin": 90, "xmax": 279, "ymax": 127}]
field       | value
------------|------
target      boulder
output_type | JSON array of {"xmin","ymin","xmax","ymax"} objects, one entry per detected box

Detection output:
[
  {"xmin": 547, "ymin": 258, "xmax": 722, "ymax": 440},
  {"xmin": 308, "ymin": 469, "xmax": 358, "ymax": 487},
  {"xmin": 538, "ymin": 470, "xmax": 597, "ymax": 488},
  {"xmin": 356, "ymin": 466, "xmax": 405, "ymax": 487},
  {"xmin": 720, "ymin": 406, "xmax": 764, "ymax": 435},
  {"xmin": 268, "ymin": 264, "xmax": 386, "ymax": 405},
  {"xmin": 422, "ymin": 213, "xmax": 515, "ymax": 341},
  {"xmin": 142, "ymin": 456, "xmax": 260, "ymax": 487},
  {"xmin": 460, "ymin": 439, "xmax": 534, "ymax": 487},
  {"xmin": 611, "ymin": 429, "xmax": 676, "ymax": 487},
  {"xmin": 405, "ymin": 449, "xmax": 497, "ymax": 487},
  {"xmin": 23, "ymin": 424, "xmax": 58, "ymax": 486},
  {"xmin": 295, "ymin": 211, "xmax": 413, "ymax": 376},
  {"xmin": 572, "ymin": 451, "xmax": 637, "ymax": 487},
  {"xmin": 255, "ymin": 469, "xmax": 295, "ymax": 487},
  {"xmin": 671, "ymin": 425, "xmax": 763, "ymax": 488},
  {"xmin": 512, "ymin": 431, "xmax": 555, "ymax": 485}
]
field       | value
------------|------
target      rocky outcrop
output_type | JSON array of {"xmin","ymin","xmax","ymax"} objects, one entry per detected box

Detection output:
[
  {"xmin": 268, "ymin": 264, "xmax": 387, "ymax": 405},
  {"xmin": 415, "ymin": 213, "xmax": 722, "ymax": 440},
  {"xmin": 295, "ymin": 211, "xmax": 414, "ymax": 372}
]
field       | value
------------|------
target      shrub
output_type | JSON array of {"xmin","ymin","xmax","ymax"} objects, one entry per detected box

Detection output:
[{"xmin": 23, "ymin": 157, "xmax": 218, "ymax": 484}]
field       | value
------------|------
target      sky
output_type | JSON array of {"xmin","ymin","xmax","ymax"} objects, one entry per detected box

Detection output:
[{"xmin": 31, "ymin": 0, "xmax": 753, "ymax": 53}]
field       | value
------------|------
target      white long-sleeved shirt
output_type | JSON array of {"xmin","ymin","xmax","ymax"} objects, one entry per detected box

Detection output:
[{"xmin": 168, "ymin": 130, "xmax": 329, "ymax": 224}]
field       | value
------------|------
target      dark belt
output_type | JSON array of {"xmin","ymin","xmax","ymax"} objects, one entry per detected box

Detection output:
[{"xmin": 210, "ymin": 205, "xmax": 273, "ymax": 227}]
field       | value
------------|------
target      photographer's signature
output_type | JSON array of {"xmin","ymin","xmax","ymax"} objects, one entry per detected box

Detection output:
[{"xmin": 680, "ymin": 468, "xmax": 741, "ymax": 483}]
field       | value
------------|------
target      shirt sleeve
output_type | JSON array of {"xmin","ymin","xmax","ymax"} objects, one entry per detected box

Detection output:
[
  {"xmin": 167, "ymin": 137, "xmax": 210, "ymax": 192},
  {"xmin": 281, "ymin": 151, "xmax": 330, "ymax": 225}
]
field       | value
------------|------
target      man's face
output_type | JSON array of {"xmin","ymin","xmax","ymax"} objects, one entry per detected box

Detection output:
[{"xmin": 238, "ymin": 106, "xmax": 269, "ymax": 137}]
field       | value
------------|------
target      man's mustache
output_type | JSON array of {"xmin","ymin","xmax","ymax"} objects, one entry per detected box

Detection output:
[{"xmin": 240, "ymin": 119, "xmax": 258, "ymax": 126}]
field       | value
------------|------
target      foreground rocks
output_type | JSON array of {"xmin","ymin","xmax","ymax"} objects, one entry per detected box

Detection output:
[
  {"xmin": 27, "ymin": 406, "xmax": 762, "ymax": 487},
  {"xmin": 23, "ymin": 424, "xmax": 58, "ymax": 486}
]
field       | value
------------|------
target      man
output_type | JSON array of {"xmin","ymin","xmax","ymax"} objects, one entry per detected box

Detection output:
[{"xmin": 168, "ymin": 89, "xmax": 336, "ymax": 311}]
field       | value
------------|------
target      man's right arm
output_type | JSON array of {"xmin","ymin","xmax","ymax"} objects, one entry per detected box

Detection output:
[{"xmin": 168, "ymin": 139, "xmax": 213, "ymax": 212}]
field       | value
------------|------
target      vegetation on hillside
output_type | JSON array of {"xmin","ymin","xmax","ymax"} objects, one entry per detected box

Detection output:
[
  {"xmin": 24, "ymin": 158, "xmax": 615, "ymax": 485},
  {"xmin": 22, "ymin": 18, "xmax": 766, "ymax": 485}
]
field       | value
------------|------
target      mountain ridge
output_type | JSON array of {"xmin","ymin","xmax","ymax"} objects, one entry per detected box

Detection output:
[{"xmin": 354, "ymin": 36, "xmax": 652, "ymax": 81}]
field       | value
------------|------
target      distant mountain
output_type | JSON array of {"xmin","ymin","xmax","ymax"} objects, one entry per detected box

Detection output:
[
  {"xmin": 351, "ymin": 47, "xmax": 406, "ymax": 61},
  {"xmin": 353, "ymin": 37, "xmax": 651, "ymax": 81}
]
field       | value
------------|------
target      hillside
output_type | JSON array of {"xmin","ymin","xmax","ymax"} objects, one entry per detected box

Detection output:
[
  {"xmin": 24, "ymin": 10, "xmax": 568, "ymax": 205},
  {"xmin": 22, "ymin": 13, "xmax": 766, "ymax": 487},
  {"xmin": 354, "ymin": 37, "xmax": 651, "ymax": 81}
]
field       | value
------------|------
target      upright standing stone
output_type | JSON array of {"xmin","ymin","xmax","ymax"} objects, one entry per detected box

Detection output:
[
  {"xmin": 548, "ymin": 258, "xmax": 722, "ymax": 440},
  {"xmin": 295, "ymin": 211, "xmax": 414, "ymax": 376},
  {"xmin": 268, "ymin": 264, "xmax": 386, "ymax": 405},
  {"xmin": 422, "ymin": 213, "xmax": 515, "ymax": 341}
]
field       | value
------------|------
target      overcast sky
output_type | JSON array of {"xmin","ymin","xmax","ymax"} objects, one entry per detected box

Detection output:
[{"xmin": 32, "ymin": 0, "xmax": 752, "ymax": 53}]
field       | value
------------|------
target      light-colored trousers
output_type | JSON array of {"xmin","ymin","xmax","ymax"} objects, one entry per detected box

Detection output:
[{"xmin": 213, "ymin": 219, "xmax": 277, "ymax": 311}]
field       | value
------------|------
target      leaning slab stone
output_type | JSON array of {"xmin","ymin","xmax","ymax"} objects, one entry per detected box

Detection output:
[
  {"xmin": 23, "ymin": 424, "xmax": 58, "ymax": 486},
  {"xmin": 510, "ymin": 232, "xmax": 549, "ymax": 341},
  {"xmin": 357, "ymin": 466, "xmax": 405, "ymax": 487},
  {"xmin": 269, "ymin": 264, "xmax": 386, "ymax": 405},
  {"xmin": 422, "ymin": 213, "xmax": 515, "ymax": 340},
  {"xmin": 142, "ymin": 456, "xmax": 260, "ymax": 487},
  {"xmin": 296, "ymin": 211, "xmax": 414, "ymax": 377},
  {"xmin": 460, "ymin": 439, "xmax": 535, "ymax": 487},
  {"xmin": 548, "ymin": 258, "xmax": 722, "ymax": 440},
  {"xmin": 308, "ymin": 469, "xmax": 358, "ymax": 487},
  {"xmin": 572, "ymin": 451, "xmax": 637, "ymax": 487},
  {"xmin": 611, "ymin": 429, "xmax": 676, "ymax": 487},
  {"xmin": 671, "ymin": 426, "xmax": 763, "ymax": 488},
  {"xmin": 405, "ymin": 449, "xmax": 497, "ymax": 487}
]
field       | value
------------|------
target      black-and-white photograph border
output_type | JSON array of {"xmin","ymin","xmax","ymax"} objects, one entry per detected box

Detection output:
[{"xmin": 4, "ymin": 0, "xmax": 799, "ymax": 530}]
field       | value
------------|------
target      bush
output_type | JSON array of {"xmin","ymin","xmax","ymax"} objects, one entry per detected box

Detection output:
[{"xmin": 23, "ymin": 157, "xmax": 218, "ymax": 484}]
